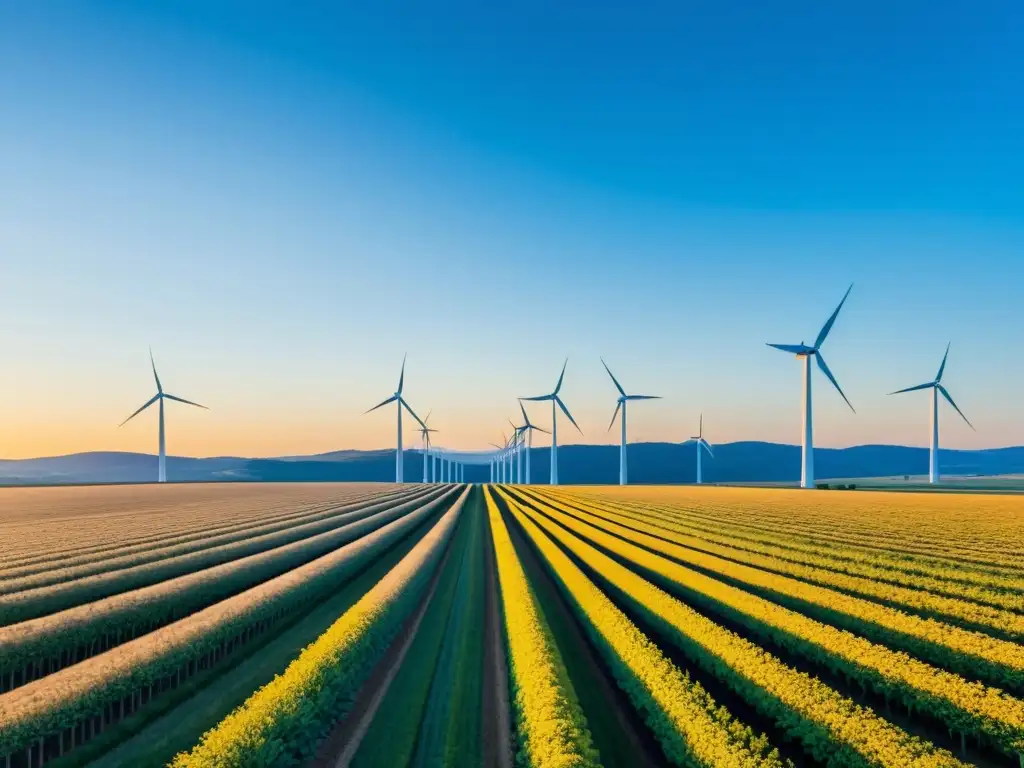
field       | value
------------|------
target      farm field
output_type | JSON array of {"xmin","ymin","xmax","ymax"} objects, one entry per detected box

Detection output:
[{"xmin": 0, "ymin": 482, "xmax": 1022, "ymax": 767}]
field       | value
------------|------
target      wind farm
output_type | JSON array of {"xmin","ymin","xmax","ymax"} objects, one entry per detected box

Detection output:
[{"xmin": 5, "ymin": 4, "xmax": 1023, "ymax": 768}]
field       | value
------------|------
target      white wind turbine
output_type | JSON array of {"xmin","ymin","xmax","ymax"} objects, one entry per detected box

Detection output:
[
  {"xmin": 516, "ymin": 400, "xmax": 549, "ymax": 485},
  {"xmin": 889, "ymin": 343, "xmax": 974, "ymax": 484},
  {"xmin": 120, "ymin": 349, "xmax": 208, "ymax": 483},
  {"xmin": 489, "ymin": 432, "xmax": 510, "ymax": 484},
  {"xmin": 767, "ymin": 284, "xmax": 855, "ymax": 488},
  {"xmin": 417, "ymin": 411, "xmax": 438, "ymax": 483},
  {"xmin": 521, "ymin": 359, "xmax": 582, "ymax": 485},
  {"xmin": 684, "ymin": 414, "xmax": 714, "ymax": 484},
  {"xmin": 365, "ymin": 355, "xmax": 426, "ymax": 483},
  {"xmin": 602, "ymin": 358, "xmax": 660, "ymax": 485}
]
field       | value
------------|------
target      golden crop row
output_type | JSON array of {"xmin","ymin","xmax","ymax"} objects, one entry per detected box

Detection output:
[
  {"xmin": 522, "ymin": 492, "xmax": 1024, "ymax": 760},
  {"xmin": 507, "ymin": 491, "xmax": 969, "ymax": 768},
  {"xmin": 529, "ymin": 490, "xmax": 1024, "ymax": 695},
  {"xmin": 171, "ymin": 487, "xmax": 469, "ymax": 767},
  {"xmin": 575, "ymin": 486, "xmax": 1024, "ymax": 569},
  {"xmin": 542, "ymin": 492, "xmax": 1024, "ymax": 640},
  {"xmin": 483, "ymin": 488, "xmax": 599, "ymax": 768},
  {"xmin": 562, "ymin": 486, "xmax": 1024, "ymax": 590},
  {"xmin": 569, "ymin": 493, "xmax": 1024, "ymax": 612},
  {"xmin": 496, "ymin": 488, "xmax": 789, "ymax": 768}
]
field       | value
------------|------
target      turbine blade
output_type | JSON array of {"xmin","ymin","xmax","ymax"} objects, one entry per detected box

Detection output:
[
  {"xmin": 936, "ymin": 342, "xmax": 951, "ymax": 383},
  {"xmin": 701, "ymin": 438, "xmax": 715, "ymax": 458},
  {"xmin": 600, "ymin": 358, "xmax": 626, "ymax": 397},
  {"xmin": 814, "ymin": 283, "xmax": 853, "ymax": 349},
  {"xmin": 888, "ymin": 382, "xmax": 934, "ymax": 395},
  {"xmin": 149, "ymin": 348, "xmax": 163, "ymax": 394},
  {"xmin": 699, "ymin": 412, "xmax": 703, "ymax": 438},
  {"xmin": 938, "ymin": 385, "xmax": 975, "ymax": 430},
  {"xmin": 556, "ymin": 396, "xmax": 583, "ymax": 434},
  {"xmin": 364, "ymin": 394, "xmax": 398, "ymax": 414},
  {"xmin": 529, "ymin": 425, "xmax": 551, "ymax": 434},
  {"xmin": 816, "ymin": 353, "xmax": 855, "ymax": 413},
  {"xmin": 625, "ymin": 394, "xmax": 660, "ymax": 400},
  {"xmin": 400, "ymin": 397, "xmax": 426, "ymax": 429},
  {"xmin": 519, "ymin": 400, "xmax": 532, "ymax": 427},
  {"xmin": 520, "ymin": 394, "xmax": 553, "ymax": 402},
  {"xmin": 766, "ymin": 343, "xmax": 808, "ymax": 354},
  {"xmin": 163, "ymin": 393, "xmax": 208, "ymax": 409},
  {"xmin": 424, "ymin": 409, "xmax": 432, "ymax": 425},
  {"xmin": 554, "ymin": 358, "xmax": 568, "ymax": 394},
  {"xmin": 397, "ymin": 353, "xmax": 407, "ymax": 394},
  {"xmin": 607, "ymin": 400, "xmax": 622, "ymax": 432},
  {"xmin": 119, "ymin": 393, "xmax": 160, "ymax": 427}
]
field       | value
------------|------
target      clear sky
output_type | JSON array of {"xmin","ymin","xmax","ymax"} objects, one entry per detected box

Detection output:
[{"xmin": 2, "ymin": 1, "xmax": 1023, "ymax": 459}]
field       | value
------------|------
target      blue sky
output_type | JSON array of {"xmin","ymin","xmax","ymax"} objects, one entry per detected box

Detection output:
[{"xmin": 2, "ymin": 1, "xmax": 1022, "ymax": 458}]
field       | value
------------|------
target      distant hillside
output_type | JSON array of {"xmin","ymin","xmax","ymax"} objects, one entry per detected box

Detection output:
[{"xmin": 2, "ymin": 443, "xmax": 1024, "ymax": 486}]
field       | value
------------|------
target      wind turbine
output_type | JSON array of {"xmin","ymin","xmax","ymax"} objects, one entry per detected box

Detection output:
[
  {"xmin": 517, "ymin": 400, "xmax": 549, "ymax": 484},
  {"xmin": 889, "ymin": 343, "xmax": 974, "ymax": 484},
  {"xmin": 509, "ymin": 418, "xmax": 528, "ymax": 484},
  {"xmin": 767, "ymin": 284, "xmax": 855, "ymax": 489},
  {"xmin": 365, "ymin": 355, "xmax": 426, "ymax": 483},
  {"xmin": 490, "ymin": 433, "xmax": 509, "ymax": 483},
  {"xmin": 521, "ymin": 359, "xmax": 581, "ymax": 485},
  {"xmin": 684, "ymin": 414, "xmax": 714, "ymax": 484},
  {"xmin": 418, "ymin": 411, "xmax": 438, "ymax": 483},
  {"xmin": 120, "ymin": 349, "xmax": 208, "ymax": 483},
  {"xmin": 602, "ymin": 358, "xmax": 660, "ymax": 485}
]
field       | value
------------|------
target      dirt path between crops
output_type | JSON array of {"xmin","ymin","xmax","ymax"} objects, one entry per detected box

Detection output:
[
  {"xmin": 309, "ymin": 510, "xmax": 461, "ymax": 768},
  {"xmin": 481, "ymin": 503, "xmax": 514, "ymax": 768}
]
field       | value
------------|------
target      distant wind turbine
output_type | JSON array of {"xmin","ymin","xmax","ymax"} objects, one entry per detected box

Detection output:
[
  {"xmin": 418, "ymin": 411, "xmax": 438, "ymax": 483},
  {"xmin": 365, "ymin": 355, "xmax": 426, "ymax": 483},
  {"xmin": 490, "ymin": 432, "xmax": 509, "ymax": 483},
  {"xmin": 767, "ymin": 284, "xmax": 855, "ymax": 489},
  {"xmin": 889, "ymin": 343, "xmax": 974, "ymax": 484},
  {"xmin": 684, "ymin": 414, "xmax": 714, "ymax": 484},
  {"xmin": 602, "ymin": 358, "xmax": 660, "ymax": 485},
  {"xmin": 517, "ymin": 400, "xmax": 549, "ymax": 484},
  {"xmin": 120, "ymin": 349, "xmax": 208, "ymax": 483},
  {"xmin": 521, "ymin": 359, "xmax": 581, "ymax": 485}
]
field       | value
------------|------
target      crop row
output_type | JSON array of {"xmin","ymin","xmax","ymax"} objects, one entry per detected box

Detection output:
[
  {"xmin": 170, "ymin": 486, "xmax": 470, "ymax": 767},
  {"xmin": 0, "ymin": 486, "xmax": 446, "ymax": 692},
  {"xmin": 577, "ymin": 493, "xmax": 1024, "ymax": 612},
  {"xmin": 532, "ymin": 489, "xmax": 1024, "ymax": 697},
  {"xmin": 590, "ymin": 487, "xmax": 1024, "ymax": 573},
  {"xmin": 0, "ymin": 484, "xmax": 390, "ymax": 567},
  {"xmin": 484, "ymin": 488, "xmax": 598, "ymax": 767},
  {"xmin": 495, "ymin": 487, "xmax": 790, "ymax": 768},
  {"xmin": 0, "ymin": 485, "xmax": 408, "ymax": 586},
  {"xmin": 542, "ymin": 492, "xmax": 1024, "ymax": 640},
  {"xmin": 503, "ymin": 489, "xmax": 968, "ymax": 768},
  {"xmin": 517, "ymin": 489, "xmax": 1024, "ymax": 762},
  {"xmin": 0, "ymin": 485, "xmax": 460, "ymax": 762},
  {"xmin": 603, "ymin": 491, "xmax": 1024, "ymax": 593}
]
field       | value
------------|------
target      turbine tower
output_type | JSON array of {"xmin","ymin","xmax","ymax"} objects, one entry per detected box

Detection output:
[
  {"xmin": 602, "ymin": 358, "xmax": 660, "ymax": 485},
  {"xmin": 889, "ymin": 343, "xmax": 974, "ymax": 484},
  {"xmin": 120, "ymin": 349, "xmax": 208, "ymax": 483},
  {"xmin": 365, "ymin": 355, "xmax": 426, "ymax": 483},
  {"xmin": 684, "ymin": 414, "xmax": 714, "ymax": 484},
  {"xmin": 521, "ymin": 359, "xmax": 581, "ymax": 485},
  {"xmin": 767, "ymin": 284, "xmax": 855, "ymax": 489},
  {"xmin": 418, "ymin": 411, "xmax": 438, "ymax": 483},
  {"xmin": 517, "ymin": 400, "xmax": 549, "ymax": 484}
]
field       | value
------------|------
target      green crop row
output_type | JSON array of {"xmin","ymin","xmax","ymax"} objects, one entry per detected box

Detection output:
[{"xmin": 170, "ymin": 487, "xmax": 469, "ymax": 768}]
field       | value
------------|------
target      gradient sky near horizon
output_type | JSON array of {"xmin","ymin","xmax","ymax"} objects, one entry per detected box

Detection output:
[{"xmin": 3, "ymin": 1, "xmax": 1023, "ymax": 459}]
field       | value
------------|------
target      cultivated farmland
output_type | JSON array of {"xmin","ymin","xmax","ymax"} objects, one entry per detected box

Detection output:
[{"xmin": 0, "ymin": 482, "xmax": 1022, "ymax": 767}]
